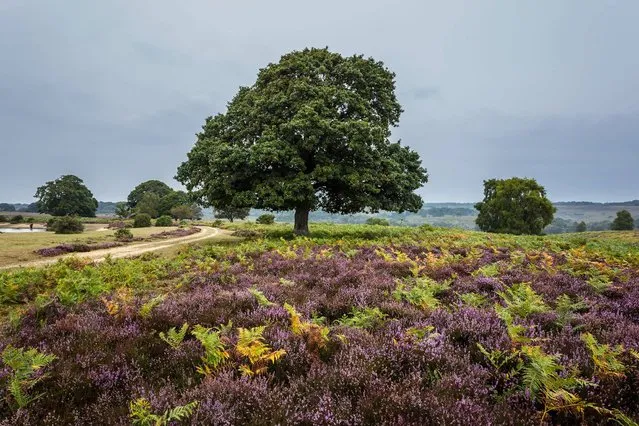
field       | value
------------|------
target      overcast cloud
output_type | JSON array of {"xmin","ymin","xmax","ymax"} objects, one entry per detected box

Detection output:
[{"xmin": 1, "ymin": 0, "xmax": 638, "ymax": 203}]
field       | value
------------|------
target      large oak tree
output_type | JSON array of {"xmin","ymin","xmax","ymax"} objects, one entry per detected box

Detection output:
[
  {"xmin": 177, "ymin": 48, "xmax": 428, "ymax": 234},
  {"xmin": 34, "ymin": 175, "xmax": 98, "ymax": 217}
]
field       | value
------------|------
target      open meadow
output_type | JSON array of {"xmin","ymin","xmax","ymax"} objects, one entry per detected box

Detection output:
[{"xmin": 0, "ymin": 224, "xmax": 637, "ymax": 424}]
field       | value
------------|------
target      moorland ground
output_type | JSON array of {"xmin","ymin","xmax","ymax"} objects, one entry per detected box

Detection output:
[{"xmin": 0, "ymin": 223, "xmax": 638, "ymax": 424}]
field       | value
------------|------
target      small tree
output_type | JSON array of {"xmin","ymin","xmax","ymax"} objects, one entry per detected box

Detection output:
[
  {"xmin": 158, "ymin": 191, "xmax": 190, "ymax": 217},
  {"xmin": 127, "ymin": 180, "xmax": 172, "ymax": 209},
  {"xmin": 133, "ymin": 213, "xmax": 152, "ymax": 228},
  {"xmin": 115, "ymin": 202, "xmax": 131, "ymax": 219},
  {"xmin": 610, "ymin": 210, "xmax": 634, "ymax": 230},
  {"xmin": 155, "ymin": 215, "xmax": 173, "ymax": 227},
  {"xmin": 34, "ymin": 175, "xmax": 98, "ymax": 217},
  {"xmin": 48, "ymin": 217, "xmax": 84, "ymax": 234},
  {"xmin": 576, "ymin": 221, "xmax": 587, "ymax": 232},
  {"xmin": 475, "ymin": 177, "xmax": 555, "ymax": 235},
  {"xmin": 213, "ymin": 207, "xmax": 250, "ymax": 223},
  {"xmin": 170, "ymin": 204, "xmax": 202, "ymax": 220},
  {"xmin": 256, "ymin": 214, "xmax": 275, "ymax": 225},
  {"xmin": 135, "ymin": 193, "xmax": 160, "ymax": 218},
  {"xmin": 177, "ymin": 48, "xmax": 428, "ymax": 235}
]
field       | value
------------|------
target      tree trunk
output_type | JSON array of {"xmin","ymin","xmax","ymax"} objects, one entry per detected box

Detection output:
[{"xmin": 294, "ymin": 208, "xmax": 310, "ymax": 235}]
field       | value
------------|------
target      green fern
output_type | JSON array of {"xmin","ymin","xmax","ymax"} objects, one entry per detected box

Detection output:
[
  {"xmin": 1, "ymin": 345, "xmax": 56, "ymax": 409},
  {"xmin": 555, "ymin": 294, "xmax": 588, "ymax": 326},
  {"xmin": 497, "ymin": 282, "xmax": 548, "ymax": 318},
  {"xmin": 406, "ymin": 325, "xmax": 439, "ymax": 341},
  {"xmin": 336, "ymin": 307, "xmax": 387, "ymax": 329},
  {"xmin": 495, "ymin": 304, "xmax": 530, "ymax": 344},
  {"xmin": 248, "ymin": 288, "xmax": 275, "ymax": 306},
  {"xmin": 159, "ymin": 323, "xmax": 189, "ymax": 349},
  {"xmin": 236, "ymin": 326, "xmax": 285, "ymax": 376},
  {"xmin": 139, "ymin": 294, "xmax": 166, "ymax": 319},
  {"xmin": 581, "ymin": 332, "xmax": 625, "ymax": 378},
  {"xmin": 477, "ymin": 343, "xmax": 521, "ymax": 377},
  {"xmin": 129, "ymin": 398, "xmax": 198, "ymax": 426},
  {"xmin": 192, "ymin": 325, "xmax": 229, "ymax": 375},
  {"xmin": 587, "ymin": 275, "xmax": 613, "ymax": 293},
  {"xmin": 473, "ymin": 263, "xmax": 500, "ymax": 277},
  {"xmin": 459, "ymin": 292, "xmax": 488, "ymax": 307},
  {"xmin": 392, "ymin": 277, "xmax": 450, "ymax": 311}
]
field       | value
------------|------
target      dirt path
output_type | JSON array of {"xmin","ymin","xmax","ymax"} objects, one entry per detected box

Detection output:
[{"xmin": 0, "ymin": 226, "xmax": 222, "ymax": 270}]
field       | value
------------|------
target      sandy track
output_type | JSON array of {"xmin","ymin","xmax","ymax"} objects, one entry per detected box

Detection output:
[{"xmin": 0, "ymin": 226, "xmax": 221, "ymax": 270}]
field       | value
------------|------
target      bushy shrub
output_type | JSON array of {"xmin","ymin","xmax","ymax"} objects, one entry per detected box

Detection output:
[
  {"xmin": 133, "ymin": 213, "xmax": 152, "ymax": 228},
  {"xmin": 0, "ymin": 215, "xmax": 7, "ymax": 223},
  {"xmin": 231, "ymin": 229, "xmax": 263, "ymax": 238},
  {"xmin": 155, "ymin": 215, "xmax": 173, "ymax": 227},
  {"xmin": 365, "ymin": 217, "xmax": 389, "ymax": 226},
  {"xmin": 114, "ymin": 228, "xmax": 134, "ymax": 242},
  {"xmin": 48, "ymin": 216, "xmax": 84, "ymax": 234},
  {"xmin": 9, "ymin": 215, "xmax": 24, "ymax": 224},
  {"xmin": 256, "ymin": 214, "xmax": 275, "ymax": 225}
]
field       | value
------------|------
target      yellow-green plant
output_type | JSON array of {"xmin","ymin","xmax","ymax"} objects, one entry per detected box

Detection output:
[
  {"xmin": 236, "ymin": 326, "xmax": 285, "ymax": 376},
  {"xmin": 392, "ymin": 276, "xmax": 450, "ymax": 311},
  {"xmin": 248, "ymin": 288, "xmax": 275, "ymax": 307},
  {"xmin": 139, "ymin": 294, "xmax": 166, "ymax": 319},
  {"xmin": 477, "ymin": 343, "xmax": 521, "ymax": 378},
  {"xmin": 554, "ymin": 294, "xmax": 588, "ymax": 327},
  {"xmin": 495, "ymin": 305, "xmax": 530, "ymax": 344},
  {"xmin": 581, "ymin": 332, "xmax": 625, "ymax": 378},
  {"xmin": 1, "ymin": 345, "xmax": 56, "ymax": 409},
  {"xmin": 406, "ymin": 325, "xmax": 439, "ymax": 341},
  {"xmin": 472, "ymin": 263, "xmax": 500, "ymax": 278},
  {"xmin": 191, "ymin": 325, "xmax": 229, "ymax": 375},
  {"xmin": 159, "ymin": 323, "xmax": 189, "ymax": 349},
  {"xmin": 336, "ymin": 307, "xmax": 387, "ymax": 329},
  {"xmin": 458, "ymin": 292, "xmax": 488, "ymax": 308},
  {"xmin": 284, "ymin": 303, "xmax": 330, "ymax": 351},
  {"xmin": 497, "ymin": 282, "xmax": 548, "ymax": 318},
  {"xmin": 129, "ymin": 398, "xmax": 198, "ymax": 426}
]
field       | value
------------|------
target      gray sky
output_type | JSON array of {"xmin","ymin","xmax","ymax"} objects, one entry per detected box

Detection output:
[{"xmin": 1, "ymin": 0, "xmax": 638, "ymax": 203}]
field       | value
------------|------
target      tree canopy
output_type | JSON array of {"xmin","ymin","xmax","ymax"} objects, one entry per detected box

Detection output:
[
  {"xmin": 34, "ymin": 175, "xmax": 98, "ymax": 217},
  {"xmin": 611, "ymin": 210, "xmax": 635, "ymax": 230},
  {"xmin": 127, "ymin": 180, "xmax": 173, "ymax": 208},
  {"xmin": 213, "ymin": 207, "xmax": 250, "ymax": 222},
  {"xmin": 475, "ymin": 177, "xmax": 555, "ymax": 235},
  {"xmin": 177, "ymin": 48, "xmax": 428, "ymax": 234}
]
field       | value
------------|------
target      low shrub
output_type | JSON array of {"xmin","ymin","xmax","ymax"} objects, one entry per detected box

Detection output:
[
  {"xmin": 133, "ymin": 213, "xmax": 152, "ymax": 228},
  {"xmin": 365, "ymin": 217, "xmax": 389, "ymax": 226},
  {"xmin": 9, "ymin": 215, "xmax": 24, "ymax": 224},
  {"xmin": 107, "ymin": 221, "xmax": 127, "ymax": 230},
  {"xmin": 114, "ymin": 228, "xmax": 134, "ymax": 242},
  {"xmin": 256, "ymin": 214, "xmax": 275, "ymax": 225},
  {"xmin": 48, "ymin": 216, "xmax": 84, "ymax": 234},
  {"xmin": 231, "ymin": 229, "xmax": 263, "ymax": 239},
  {"xmin": 155, "ymin": 215, "xmax": 173, "ymax": 227},
  {"xmin": 0, "ymin": 215, "xmax": 7, "ymax": 223}
]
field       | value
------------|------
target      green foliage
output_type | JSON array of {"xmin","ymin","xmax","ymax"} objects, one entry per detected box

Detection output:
[
  {"xmin": 475, "ymin": 177, "xmax": 555, "ymax": 235},
  {"xmin": 459, "ymin": 292, "xmax": 488, "ymax": 307},
  {"xmin": 0, "ymin": 203, "xmax": 16, "ymax": 212},
  {"xmin": 472, "ymin": 263, "xmax": 500, "ymax": 277},
  {"xmin": 336, "ymin": 307, "xmax": 387, "ymax": 329},
  {"xmin": 127, "ymin": 180, "xmax": 173, "ymax": 209},
  {"xmin": 1, "ymin": 345, "xmax": 56, "ymax": 409},
  {"xmin": 136, "ymin": 193, "xmax": 161, "ymax": 218},
  {"xmin": 477, "ymin": 343, "xmax": 521, "ymax": 375},
  {"xmin": 576, "ymin": 221, "xmax": 587, "ymax": 232},
  {"xmin": 138, "ymin": 294, "xmax": 165, "ymax": 318},
  {"xmin": 365, "ymin": 217, "xmax": 390, "ymax": 226},
  {"xmin": 555, "ymin": 294, "xmax": 588, "ymax": 326},
  {"xmin": 170, "ymin": 204, "xmax": 202, "ymax": 220},
  {"xmin": 248, "ymin": 288, "xmax": 275, "ymax": 306},
  {"xmin": 191, "ymin": 325, "xmax": 229, "ymax": 375},
  {"xmin": 48, "ymin": 216, "xmax": 84, "ymax": 234},
  {"xmin": 129, "ymin": 398, "xmax": 198, "ymax": 426},
  {"xmin": 497, "ymin": 282, "xmax": 548, "ymax": 318},
  {"xmin": 393, "ymin": 276, "xmax": 450, "ymax": 311},
  {"xmin": 155, "ymin": 215, "xmax": 173, "ymax": 227},
  {"xmin": 0, "ymin": 215, "xmax": 6, "ymax": 222},
  {"xmin": 34, "ymin": 175, "xmax": 98, "ymax": 217},
  {"xmin": 406, "ymin": 325, "xmax": 439, "ymax": 341},
  {"xmin": 159, "ymin": 323, "xmax": 189, "ymax": 349},
  {"xmin": 611, "ymin": 210, "xmax": 635, "ymax": 231},
  {"xmin": 256, "ymin": 214, "xmax": 275, "ymax": 225},
  {"xmin": 157, "ymin": 190, "xmax": 190, "ymax": 217},
  {"xmin": 114, "ymin": 228, "xmax": 134, "ymax": 242},
  {"xmin": 495, "ymin": 305, "xmax": 530, "ymax": 344},
  {"xmin": 213, "ymin": 207, "xmax": 250, "ymax": 222},
  {"xmin": 236, "ymin": 326, "xmax": 286, "ymax": 376},
  {"xmin": 133, "ymin": 213, "xmax": 152, "ymax": 228},
  {"xmin": 115, "ymin": 202, "xmax": 131, "ymax": 219},
  {"xmin": 9, "ymin": 215, "xmax": 24, "ymax": 224},
  {"xmin": 581, "ymin": 332, "xmax": 625, "ymax": 378},
  {"xmin": 284, "ymin": 303, "xmax": 330, "ymax": 351},
  {"xmin": 176, "ymin": 48, "xmax": 428, "ymax": 235}
]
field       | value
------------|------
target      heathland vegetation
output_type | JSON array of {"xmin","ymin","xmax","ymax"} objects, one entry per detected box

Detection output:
[{"xmin": 0, "ymin": 47, "xmax": 637, "ymax": 424}]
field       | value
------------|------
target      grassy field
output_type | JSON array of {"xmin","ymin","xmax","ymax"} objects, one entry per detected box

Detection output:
[
  {"xmin": 0, "ymin": 225, "xmax": 176, "ymax": 267},
  {"xmin": 0, "ymin": 223, "xmax": 638, "ymax": 424}
]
